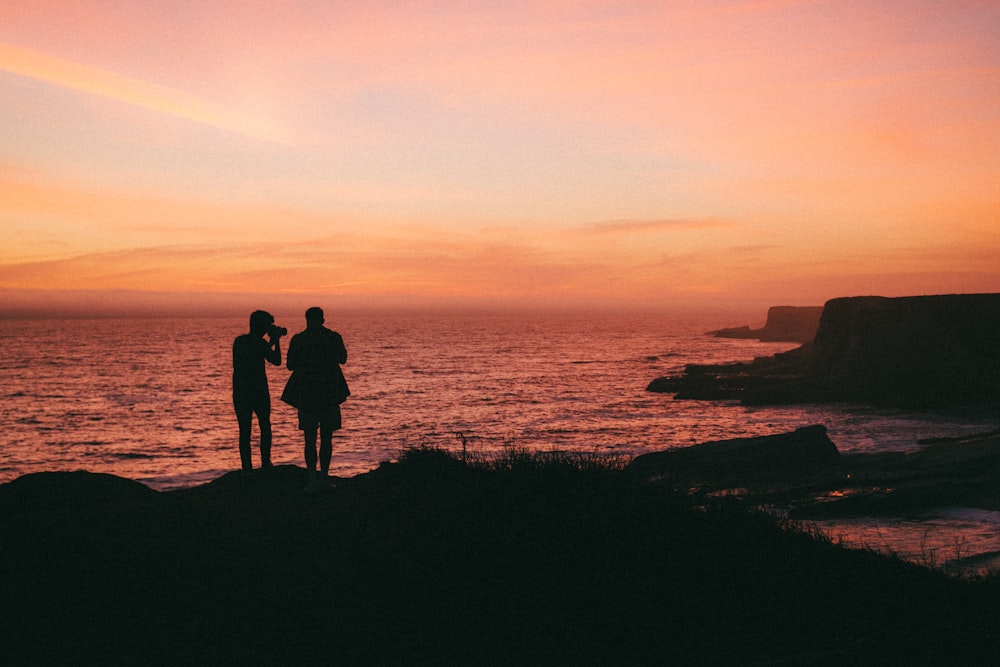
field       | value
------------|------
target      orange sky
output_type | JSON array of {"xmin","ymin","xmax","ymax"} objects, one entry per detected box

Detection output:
[{"xmin": 2, "ymin": 1, "xmax": 998, "ymax": 315}]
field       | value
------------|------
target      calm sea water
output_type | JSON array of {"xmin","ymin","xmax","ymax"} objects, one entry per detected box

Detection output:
[{"xmin": 2, "ymin": 312, "xmax": 995, "ymax": 492}]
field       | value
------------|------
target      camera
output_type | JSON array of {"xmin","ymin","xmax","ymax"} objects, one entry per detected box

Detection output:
[{"xmin": 268, "ymin": 324, "xmax": 287, "ymax": 338}]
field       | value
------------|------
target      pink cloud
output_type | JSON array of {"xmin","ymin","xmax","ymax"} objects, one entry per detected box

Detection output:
[
  {"xmin": 576, "ymin": 218, "xmax": 741, "ymax": 235},
  {"xmin": 0, "ymin": 42, "xmax": 293, "ymax": 143}
]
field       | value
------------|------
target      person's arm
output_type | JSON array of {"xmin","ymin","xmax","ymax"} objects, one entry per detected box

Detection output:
[{"xmin": 264, "ymin": 335, "xmax": 281, "ymax": 366}]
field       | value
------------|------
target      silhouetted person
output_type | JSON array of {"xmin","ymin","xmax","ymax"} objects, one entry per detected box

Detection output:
[
  {"xmin": 281, "ymin": 307, "xmax": 349, "ymax": 492},
  {"xmin": 233, "ymin": 310, "xmax": 284, "ymax": 475}
]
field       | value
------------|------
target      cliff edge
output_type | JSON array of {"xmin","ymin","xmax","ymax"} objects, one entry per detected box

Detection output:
[{"xmin": 650, "ymin": 293, "xmax": 1000, "ymax": 409}]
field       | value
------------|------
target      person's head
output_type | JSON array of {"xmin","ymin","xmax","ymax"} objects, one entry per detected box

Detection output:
[
  {"xmin": 249, "ymin": 310, "xmax": 274, "ymax": 334},
  {"xmin": 305, "ymin": 306, "xmax": 324, "ymax": 328}
]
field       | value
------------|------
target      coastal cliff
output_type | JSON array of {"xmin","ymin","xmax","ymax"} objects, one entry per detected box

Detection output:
[
  {"xmin": 808, "ymin": 294, "xmax": 1000, "ymax": 405},
  {"xmin": 650, "ymin": 293, "xmax": 1000, "ymax": 408},
  {"xmin": 710, "ymin": 305, "xmax": 823, "ymax": 343}
]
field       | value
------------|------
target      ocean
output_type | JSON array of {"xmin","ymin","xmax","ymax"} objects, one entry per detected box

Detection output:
[{"xmin": 2, "ymin": 311, "xmax": 995, "ymax": 491}]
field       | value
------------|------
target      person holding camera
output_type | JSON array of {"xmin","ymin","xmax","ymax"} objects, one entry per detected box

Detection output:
[
  {"xmin": 232, "ymin": 310, "xmax": 285, "ymax": 476},
  {"xmin": 281, "ymin": 306, "xmax": 349, "ymax": 493}
]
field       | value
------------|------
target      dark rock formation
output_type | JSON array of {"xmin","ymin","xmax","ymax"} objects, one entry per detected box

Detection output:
[
  {"xmin": 628, "ymin": 425, "xmax": 1000, "ymax": 514},
  {"xmin": 808, "ymin": 294, "xmax": 1000, "ymax": 406},
  {"xmin": 650, "ymin": 293, "xmax": 1000, "ymax": 409},
  {"xmin": 627, "ymin": 425, "xmax": 839, "ymax": 486},
  {"xmin": 646, "ymin": 344, "xmax": 815, "ymax": 401},
  {"xmin": 789, "ymin": 429, "xmax": 1000, "ymax": 519},
  {"xmin": 711, "ymin": 305, "xmax": 823, "ymax": 343}
]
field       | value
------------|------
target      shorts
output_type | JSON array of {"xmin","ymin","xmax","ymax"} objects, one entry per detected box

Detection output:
[
  {"xmin": 297, "ymin": 404, "xmax": 342, "ymax": 432},
  {"xmin": 233, "ymin": 390, "xmax": 270, "ymax": 418}
]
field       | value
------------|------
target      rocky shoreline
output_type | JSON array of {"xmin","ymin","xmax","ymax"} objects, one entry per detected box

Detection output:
[{"xmin": 630, "ymin": 424, "xmax": 1000, "ymax": 518}]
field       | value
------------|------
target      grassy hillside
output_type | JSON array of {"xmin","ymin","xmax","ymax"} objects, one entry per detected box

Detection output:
[{"xmin": 1, "ymin": 448, "xmax": 998, "ymax": 665}]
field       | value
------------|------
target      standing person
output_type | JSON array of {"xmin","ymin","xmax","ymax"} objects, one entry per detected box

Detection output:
[
  {"xmin": 232, "ymin": 310, "xmax": 284, "ymax": 476},
  {"xmin": 282, "ymin": 307, "xmax": 349, "ymax": 492}
]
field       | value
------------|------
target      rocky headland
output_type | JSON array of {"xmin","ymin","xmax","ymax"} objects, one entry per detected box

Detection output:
[
  {"xmin": 710, "ymin": 305, "xmax": 823, "ymax": 343},
  {"xmin": 649, "ymin": 293, "xmax": 1000, "ymax": 409}
]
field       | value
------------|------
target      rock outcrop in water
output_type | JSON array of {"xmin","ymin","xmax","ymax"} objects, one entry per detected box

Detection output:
[
  {"xmin": 649, "ymin": 293, "xmax": 1000, "ymax": 409},
  {"xmin": 627, "ymin": 424, "xmax": 1000, "ymax": 515},
  {"xmin": 627, "ymin": 424, "xmax": 839, "ymax": 484},
  {"xmin": 710, "ymin": 305, "xmax": 823, "ymax": 343}
]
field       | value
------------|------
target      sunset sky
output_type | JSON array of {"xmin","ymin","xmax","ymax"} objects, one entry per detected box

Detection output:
[{"xmin": 2, "ymin": 1, "xmax": 998, "ymax": 315}]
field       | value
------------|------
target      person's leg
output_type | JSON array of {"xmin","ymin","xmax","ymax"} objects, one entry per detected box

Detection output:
[
  {"xmin": 319, "ymin": 425, "xmax": 333, "ymax": 476},
  {"xmin": 303, "ymin": 428, "xmax": 318, "ymax": 471},
  {"xmin": 235, "ymin": 403, "xmax": 254, "ymax": 474},
  {"xmin": 319, "ymin": 405, "xmax": 341, "ymax": 477},
  {"xmin": 299, "ymin": 410, "xmax": 330, "ymax": 492},
  {"xmin": 303, "ymin": 425, "xmax": 320, "ymax": 492},
  {"xmin": 257, "ymin": 400, "xmax": 273, "ymax": 468},
  {"xmin": 300, "ymin": 409, "xmax": 318, "ymax": 473},
  {"xmin": 318, "ymin": 406, "xmax": 341, "ymax": 477}
]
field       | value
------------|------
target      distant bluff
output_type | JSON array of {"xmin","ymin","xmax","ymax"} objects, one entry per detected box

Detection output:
[
  {"xmin": 650, "ymin": 293, "xmax": 1000, "ymax": 409},
  {"xmin": 711, "ymin": 305, "xmax": 824, "ymax": 343}
]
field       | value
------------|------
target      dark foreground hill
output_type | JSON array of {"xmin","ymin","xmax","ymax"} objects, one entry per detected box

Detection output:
[{"xmin": 2, "ymin": 450, "xmax": 999, "ymax": 665}]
